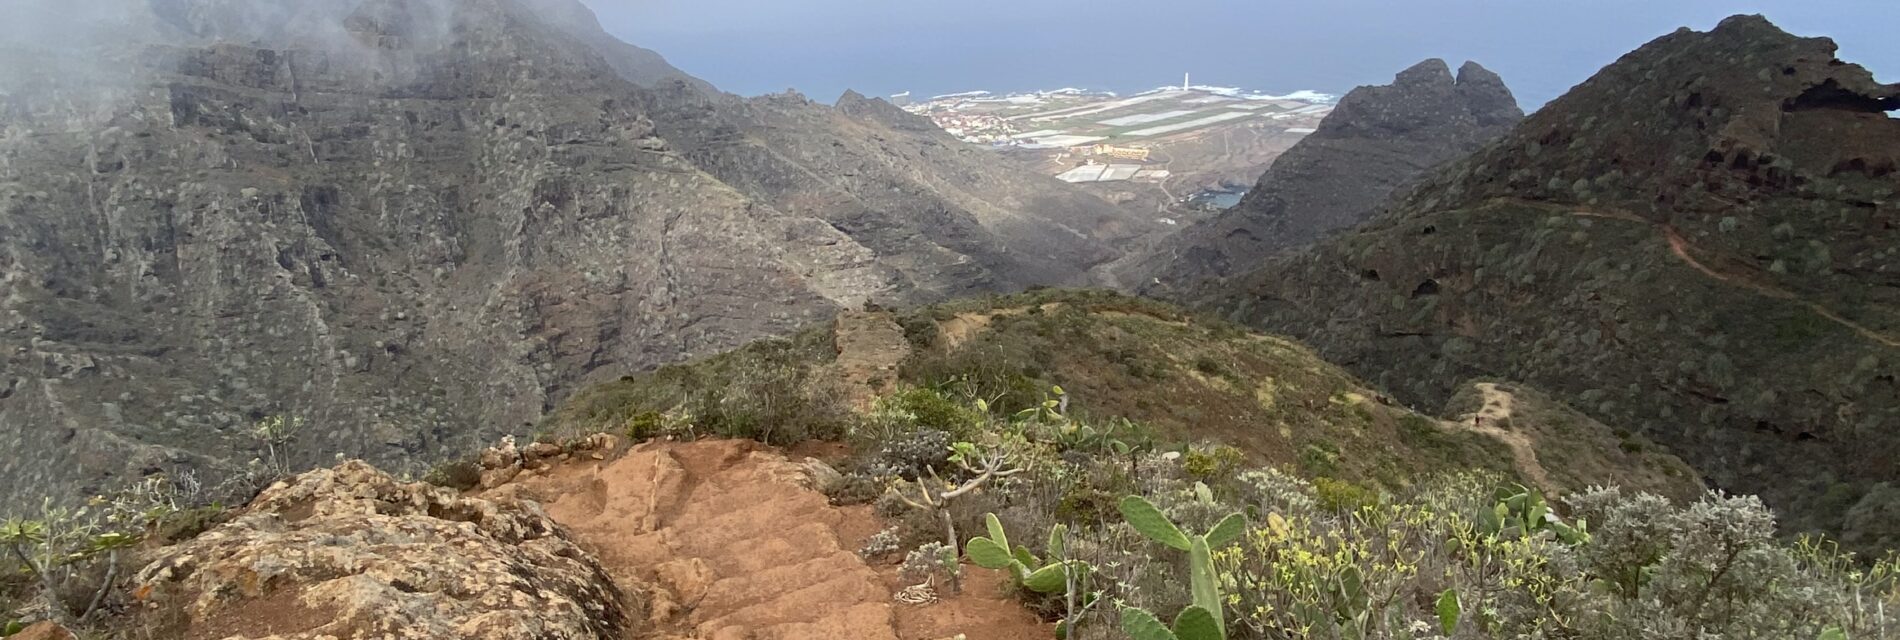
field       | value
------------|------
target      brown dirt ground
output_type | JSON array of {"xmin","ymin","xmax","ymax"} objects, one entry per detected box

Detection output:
[
  {"xmin": 10, "ymin": 622, "xmax": 75, "ymax": 640},
  {"xmin": 178, "ymin": 587, "xmax": 337, "ymax": 640},
  {"xmin": 939, "ymin": 303, "xmax": 1066, "ymax": 349},
  {"xmin": 829, "ymin": 311, "xmax": 914, "ymax": 411},
  {"xmin": 1447, "ymin": 382, "xmax": 1554, "ymax": 493},
  {"xmin": 494, "ymin": 439, "xmax": 1047, "ymax": 639}
]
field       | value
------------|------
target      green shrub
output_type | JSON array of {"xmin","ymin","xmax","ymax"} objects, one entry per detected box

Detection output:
[
  {"xmin": 1056, "ymin": 484, "xmax": 1122, "ymax": 524},
  {"xmin": 422, "ymin": 458, "xmax": 483, "ymax": 492},
  {"xmin": 888, "ymin": 387, "xmax": 983, "ymax": 435},
  {"xmin": 1193, "ymin": 355, "xmax": 1232, "ymax": 379},
  {"xmin": 1297, "ymin": 442, "xmax": 1341, "ymax": 477},
  {"xmin": 685, "ymin": 355, "xmax": 852, "ymax": 446},
  {"xmin": 1312, "ymin": 477, "xmax": 1378, "ymax": 512},
  {"xmin": 1183, "ymin": 445, "xmax": 1244, "ymax": 482},
  {"xmin": 2, "ymin": 483, "xmax": 188, "ymax": 627},
  {"xmin": 623, "ymin": 411, "xmax": 666, "ymax": 441},
  {"xmin": 148, "ymin": 505, "xmax": 230, "ymax": 543},
  {"xmin": 897, "ymin": 312, "xmax": 940, "ymax": 349},
  {"xmin": 1204, "ymin": 476, "xmax": 1900, "ymax": 640},
  {"xmin": 899, "ymin": 334, "xmax": 1049, "ymax": 415},
  {"xmin": 543, "ymin": 327, "xmax": 843, "ymax": 445},
  {"xmin": 824, "ymin": 473, "xmax": 883, "ymax": 506}
]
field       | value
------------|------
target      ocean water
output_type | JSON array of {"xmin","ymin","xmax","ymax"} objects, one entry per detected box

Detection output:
[
  {"xmin": 585, "ymin": 1, "xmax": 1898, "ymax": 113},
  {"xmin": 1190, "ymin": 190, "xmax": 1245, "ymax": 209}
]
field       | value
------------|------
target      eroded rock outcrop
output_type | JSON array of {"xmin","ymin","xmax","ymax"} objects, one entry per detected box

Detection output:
[
  {"xmin": 133, "ymin": 460, "xmax": 633, "ymax": 639},
  {"xmin": 1122, "ymin": 59, "xmax": 1522, "ymax": 290},
  {"xmin": 1210, "ymin": 15, "xmax": 1900, "ymax": 541}
]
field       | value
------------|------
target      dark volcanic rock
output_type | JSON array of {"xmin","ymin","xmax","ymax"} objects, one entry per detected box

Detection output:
[
  {"xmin": 1210, "ymin": 15, "xmax": 1900, "ymax": 543},
  {"xmin": 1121, "ymin": 59, "xmax": 1522, "ymax": 290},
  {"xmin": 0, "ymin": 0, "xmax": 1142, "ymax": 509}
]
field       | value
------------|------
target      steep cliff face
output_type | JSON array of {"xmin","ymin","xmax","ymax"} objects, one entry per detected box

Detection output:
[
  {"xmin": 1209, "ymin": 16, "xmax": 1900, "ymax": 542},
  {"xmin": 1121, "ymin": 59, "xmax": 1521, "ymax": 291},
  {"xmin": 0, "ymin": 0, "xmax": 1138, "ymax": 509}
]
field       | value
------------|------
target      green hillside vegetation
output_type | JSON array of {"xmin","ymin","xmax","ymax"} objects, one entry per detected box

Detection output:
[
  {"xmin": 6, "ymin": 291, "xmax": 1893, "ymax": 638},
  {"xmin": 547, "ymin": 290, "xmax": 1701, "ymax": 496},
  {"xmin": 532, "ymin": 292, "xmax": 1893, "ymax": 639}
]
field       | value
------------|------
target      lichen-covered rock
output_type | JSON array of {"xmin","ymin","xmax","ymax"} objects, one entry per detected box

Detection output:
[{"xmin": 133, "ymin": 461, "xmax": 635, "ymax": 639}]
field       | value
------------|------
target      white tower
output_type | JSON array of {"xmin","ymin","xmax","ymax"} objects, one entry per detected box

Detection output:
[{"xmin": 1183, "ymin": 73, "xmax": 1191, "ymax": 91}]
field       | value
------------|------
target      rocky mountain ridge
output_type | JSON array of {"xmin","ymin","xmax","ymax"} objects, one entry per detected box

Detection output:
[
  {"xmin": 1208, "ymin": 15, "xmax": 1900, "ymax": 544},
  {"xmin": 1118, "ymin": 58, "xmax": 1522, "ymax": 291},
  {"xmin": 0, "ymin": 0, "xmax": 1145, "ymax": 510}
]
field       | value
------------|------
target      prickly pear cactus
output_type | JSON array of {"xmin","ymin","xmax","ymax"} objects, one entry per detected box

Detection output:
[{"xmin": 1119, "ymin": 495, "xmax": 1245, "ymax": 637}]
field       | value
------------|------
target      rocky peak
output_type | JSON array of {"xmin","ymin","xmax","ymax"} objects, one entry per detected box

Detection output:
[
  {"xmin": 1121, "ymin": 57, "xmax": 1522, "ymax": 289},
  {"xmin": 834, "ymin": 89, "xmax": 936, "ymax": 132},
  {"xmin": 1319, "ymin": 57, "xmax": 1525, "ymax": 140},
  {"xmin": 1454, "ymin": 61, "xmax": 1521, "ymax": 127},
  {"xmin": 1396, "ymin": 13, "xmax": 1899, "ymax": 219},
  {"xmin": 760, "ymin": 89, "xmax": 813, "ymax": 105},
  {"xmin": 1453, "ymin": 60, "xmax": 1503, "ymax": 86},
  {"xmin": 1393, "ymin": 57, "xmax": 1455, "ymax": 87}
]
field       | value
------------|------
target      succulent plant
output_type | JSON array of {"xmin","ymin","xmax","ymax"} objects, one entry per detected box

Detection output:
[
  {"xmin": 1479, "ymin": 484, "xmax": 1588, "ymax": 543},
  {"xmin": 1118, "ymin": 603, "xmax": 1224, "ymax": 640},
  {"xmin": 1118, "ymin": 495, "xmax": 1245, "ymax": 638},
  {"xmin": 966, "ymin": 513, "xmax": 1090, "ymax": 594}
]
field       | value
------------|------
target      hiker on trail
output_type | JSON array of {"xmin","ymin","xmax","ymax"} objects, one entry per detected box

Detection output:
[{"xmin": 1474, "ymin": 415, "xmax": 1483, "ymax": 429}]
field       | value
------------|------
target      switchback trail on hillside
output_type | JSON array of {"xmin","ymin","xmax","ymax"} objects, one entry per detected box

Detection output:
[
  {"xmin": 1445, "ymin": 382, "xmax": 1555, "ymax": 494},
  {"xmin": 495, "ymin": 439, "xmax": 1046, "ymax": 640},
  {"xmin": 1490, "ymin": 198, "xmax": 1900, "ymax": 349}
]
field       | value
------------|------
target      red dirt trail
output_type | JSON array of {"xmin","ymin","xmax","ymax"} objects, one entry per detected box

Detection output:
[{"xmin": 493, "ymin": 439, "xmax": 1047, "ymax": 640}]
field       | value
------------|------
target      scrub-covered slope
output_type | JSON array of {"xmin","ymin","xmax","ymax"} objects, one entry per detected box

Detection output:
[
  {"xmin": 1209, "ymin": 15, "xmax": 1900, "ymax": 542},
  {"xmin": 550, "ymin": 291, "xmax": 1702, "ymax": 498}
]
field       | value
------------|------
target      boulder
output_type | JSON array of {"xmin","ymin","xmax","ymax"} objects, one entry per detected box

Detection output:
[{"xmin": 133, "ymin": 461, "xmax": 638, "ymax": 639}]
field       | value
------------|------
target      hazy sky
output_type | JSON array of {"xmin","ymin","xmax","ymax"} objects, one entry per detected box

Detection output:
[{"xmin": 579, "ymin": 0, "xmax": 1897, "ymax": 109}]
